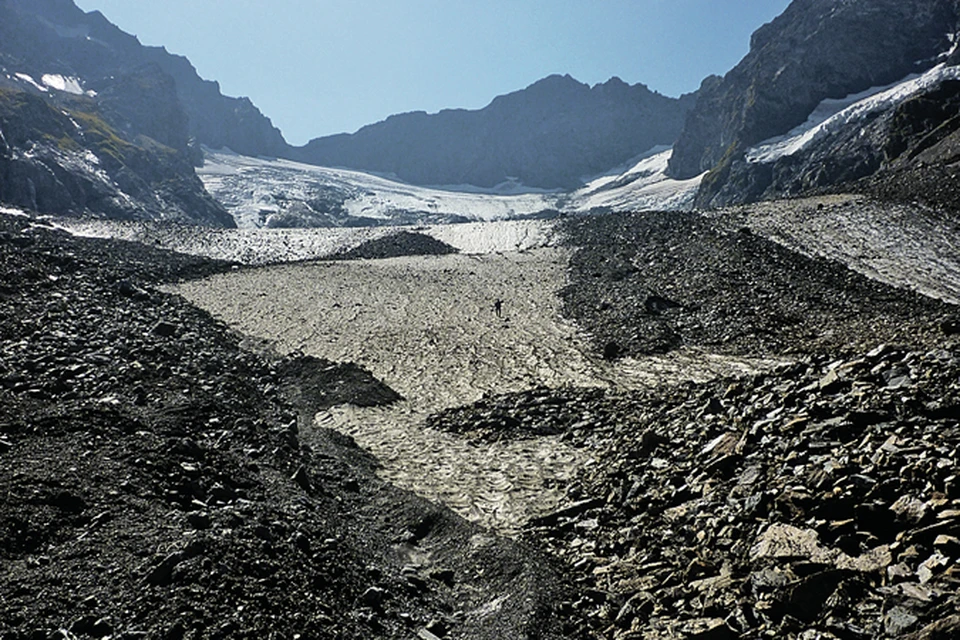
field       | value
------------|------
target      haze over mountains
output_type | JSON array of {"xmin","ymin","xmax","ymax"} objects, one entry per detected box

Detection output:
[{"xmin": 1, "ymin": 0, "xmax": 959, "ymax": 226}]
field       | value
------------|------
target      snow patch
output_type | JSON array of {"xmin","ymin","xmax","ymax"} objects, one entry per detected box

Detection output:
[
  {"xmin": 0, "ymin": 206, "xmax": 31, "ymax": 218},
  {"xmin": 424, "ymin": 178, "xmax": 563, "ymax": 196},
  {"xmin": 426, "ymin": 219, "xmax": 561, "ymax": 254},
  {"xmin": 50, "ymin": 218, "xmax": 562, "ymax": 266},
  {"xmin": 14, "ymin": 73, "xmax": 48, "ymax": 92},
  {"xmin": 571, "ymin": 149, "xmax": 704, "ymax": 212},
  {"xmin": 747, "ymin": 63, "xmax": 960, "ymax": 164},
  {"xmin": 199, "ymin": 150, "xmax": 559, "ymax": 228},
  {"xmin": 41, "ymin": 74, "xmax": 85, "ymax": 95}
]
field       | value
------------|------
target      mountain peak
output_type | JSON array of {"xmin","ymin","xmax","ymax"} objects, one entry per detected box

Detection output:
[
  {"xmin": 599, "ymin": 76, "xmax": 628, "ymax": 87},
  {"xmin": 295, "ymin": 73, "xmax": 695, "ymax": 190},
  {"xmin": 533, "ymin": 73, "xmax": 579, "ymax": 84},
  {"xmin": 523, "ymin": 74, "xmax": 589, "ymax": 95}
]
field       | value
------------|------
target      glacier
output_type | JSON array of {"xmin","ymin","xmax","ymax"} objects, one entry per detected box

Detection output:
[{"xmin": 199, "ymin": 147, "xmax": 704, "ymax": 229}]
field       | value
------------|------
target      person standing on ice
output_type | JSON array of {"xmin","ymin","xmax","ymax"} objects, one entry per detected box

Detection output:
[{"xmin": 494, "ymin": 298, "xmax": 503, "ymax": 318}]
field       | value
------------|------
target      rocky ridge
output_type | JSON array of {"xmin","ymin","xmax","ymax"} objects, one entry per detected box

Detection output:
[
  {"xmin": 0, "ymin": 0, "xmax": 287, "ymax": 225},
  {"xmin": 0, "ymin": 0, "xmax": 288, "ymax": 159},
  {"xmin": 557, "ymin": 209, "xmax": 954, "ymax": 360},
  {"xmin": 295, "ymin": 75, "xmax": 696, "ymax": 190},
  {"xmin": 851, "ymin": 78, "xmax": 960, "ymax": 213},
  {"xmin": 698, "ymin": 71, "xmax": 960, "ymax": 210},
  {"xmin": 665, "ymin": 0, "xmax": 960, "ymax": 211}
]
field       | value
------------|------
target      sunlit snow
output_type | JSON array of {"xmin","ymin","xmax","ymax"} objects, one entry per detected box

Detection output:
[
  {"xmin": 747, "ymin": 63, "xmax": 960, "ymax": 164},
  {"xmin": 571, "ymin": 148, "xmax": 704, "ymax": 212},
  {"xmin": 11, "ymin": 72, "xmax": 93, "ymax": 96},
  {"xmin": 41, "ymin": 74, "xmax": 84, "ymax": 95},
  {"xmin": 0, "ymin": 206, "xmax": 31, "ymax": 218},
  {"xmin": 200, "ymin": 146, "xmax": 702, "ymax": 229},
  {"xmin": 14, "ymin": 73, "xmax": 47, "ymax": 92}
]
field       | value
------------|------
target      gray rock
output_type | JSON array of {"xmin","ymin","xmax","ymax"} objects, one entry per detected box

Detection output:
[
  {"xmin": 885, "ymin": 606, "xmax": 920, "ymax": 636},
  {"xmin": 360, "ymin": 586, "xmax": 386, "ymax": 609},
  {"xmin": 291, "ymin": 466, "xmax": 311, "ymax": 491},
  {"xmin": 679, "ymin": 617, "xmax": 733, "ymax": 640},
  {"xmin": 151, "ymin": 321, "xmax": 179, "ymax": 338}
]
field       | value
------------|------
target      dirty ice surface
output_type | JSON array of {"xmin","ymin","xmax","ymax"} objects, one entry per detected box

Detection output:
[{"xmin": 172, "ymin": 226, "xmax": 780, "ymax": 535}]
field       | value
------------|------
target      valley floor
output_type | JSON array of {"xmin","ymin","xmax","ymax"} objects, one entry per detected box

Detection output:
[
  {"xmin": 3, "ymin": 194, "xmax": 960, "ymax": 639},
  {"xmin": 173, "ymin": 249, "xmax": 774, "ymax": 536}
]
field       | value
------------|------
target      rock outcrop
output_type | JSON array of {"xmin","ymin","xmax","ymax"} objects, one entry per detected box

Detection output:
[
  {"xmin": 0, "ymin": 0, "xmax": 288, "ymax": 158},
  {"xmin": 669, "ymin": 0, "xmax": 959, "ymax": 181},
  {"xmin": 0, "ymin": 0, "xmax": 251, "ymax": 225},
  {"xmin": 295, "ymin": 75, "xmax": 696, "ymax": 190},
  {"xmin": 697, "ymin": 75, "xmax": 960, "ymax": 210},
  {"xmin": 0, "ymin": 86, "xmax": 233, "ymax": 226}
]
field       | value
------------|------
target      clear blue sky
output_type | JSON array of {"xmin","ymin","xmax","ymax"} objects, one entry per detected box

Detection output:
[{"xmin": 74, "ymin": 0, "xmax": 792, "ymax": 145}]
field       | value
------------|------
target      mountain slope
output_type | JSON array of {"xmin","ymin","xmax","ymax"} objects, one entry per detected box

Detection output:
[
  {"xmin": 700, "ymin": 61, "xmax": 960, "ymax": 209},
  {"xmin": 0, "ymin": 0, "xmax": 288, "ymax": 159},
  {"xmin": 0, "ymin": 0, "xmax": 290, "ymax": 225},
  {"xmin": 667, "ymin": 0, "xmax": 960, "ymax": 182},
  {"xmin": 0, "ymin": 81, "xmax": 232, "ymax": 226},
  {"xmin": 294, "ymin": 75, "xmax": 696, "ymax": 190}
]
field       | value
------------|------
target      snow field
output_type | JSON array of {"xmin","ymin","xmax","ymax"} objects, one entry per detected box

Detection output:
[{"xmin": 747, "ymin": 63, "xmax": 960, "ymax": 164}]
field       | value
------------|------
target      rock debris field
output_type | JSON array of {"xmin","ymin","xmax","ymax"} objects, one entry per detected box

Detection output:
[
  {"xmin": 174, "ymin": 236, "xmax": 780, "ymax": 535},
  {"xmin": 3, "ymin": 195, "xmax": 960, "ymax": 639}
]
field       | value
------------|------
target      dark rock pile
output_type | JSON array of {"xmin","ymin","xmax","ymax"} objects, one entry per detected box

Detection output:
[
  {"xmin": 431, "ymin": 346, "xmax": 960, "ymax": 639},
  {"xmin": 425, "ymin": 208, "xmax": 960, "ymax": 638},
  {"xmin": 331, "ymin": 231, "xmax": 459, "ymax": 261},
  {"xmin": 559, "ymin": 210, "xmax": 955, "ymax": 359},
  {"xmin": 0, "ymin": 212, "xmax": 576, "ymax": 640},
  {"xmin": 427, "ymin": 386, "xmax": 608, "ymax": 443}
]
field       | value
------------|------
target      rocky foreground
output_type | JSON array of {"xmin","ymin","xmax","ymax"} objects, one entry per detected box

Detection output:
[
  {"xmin": 0, "ymin": 212, "xmax": 576, "ymax": 639},
  {"xmin": 1, "ymin": 201, "xmax": 959, "ymax": 640},
  {"xmin": 433, "ymin": 347, "xmax": 960, "ymax": 639},
  {"xmin": 429, "ymin": 208, "xmax": 960, "ymax": 639}
]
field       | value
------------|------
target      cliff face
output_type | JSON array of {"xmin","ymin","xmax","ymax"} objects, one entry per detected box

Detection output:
[
  {"xmin": 668, "ymin": 0, "xmax": 960, "ymax": 181},
  {"xmin": 693, "ymin": 73, "xmax": 960, "ymax": 210},
  {"xmin": 0, "ymin": 0, "xmax": 288, "ymax": 158},
  {"xmin": 0, "ymin": 86, "xmax": 233, "ymax": 226},
  {"xmin": 0, "ymin": 0, "xmax": 255, "ymax": 224},
  {"xmin": 295, "ymin": 75, "xmax": 697, "ymax": 190}
]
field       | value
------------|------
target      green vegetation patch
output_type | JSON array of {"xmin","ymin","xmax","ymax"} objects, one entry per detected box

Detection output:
[{"xmin": 69, "ymin": 110, "xmax": 137, "ymax": 165}]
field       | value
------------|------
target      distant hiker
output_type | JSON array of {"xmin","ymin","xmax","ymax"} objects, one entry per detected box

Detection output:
[{"xmin": 494, "ymin": 298, "xmax": 503, "ymax": 318}]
